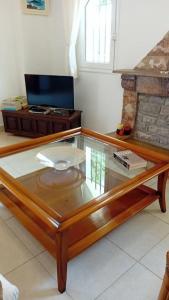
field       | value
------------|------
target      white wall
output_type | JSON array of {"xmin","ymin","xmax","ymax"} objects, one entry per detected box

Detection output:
[
  {"xmin": 75, "ymin": 72, "xmax": 122, "ymax": 132},
  {"xmin": 75, "ymin": 0, "xmax": 169, "ymax": 133},
  {"xmin": 0, "ymin": 0, "xmax": 24, "ymax": 124},
  {"xmin": 116, "ymin": 0, "xmax": 169, "ymax": 69},
  {"xmin": 0, "ymin": 0, "xmax": 68, "ymax": 125},
  {"xmin": 21, "ymin": 0, "xmax": 67, "ymax": 76}
]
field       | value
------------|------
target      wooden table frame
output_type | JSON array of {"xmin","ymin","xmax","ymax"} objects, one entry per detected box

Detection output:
[{"xmin": 0, "ymin": 127, "xmax": 169, "ymax": 293}]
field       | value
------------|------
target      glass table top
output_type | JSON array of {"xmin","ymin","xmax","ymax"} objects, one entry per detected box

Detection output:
[{"xmin": 0, "ymin": 134, "xmax": 155, "ymax": 218}]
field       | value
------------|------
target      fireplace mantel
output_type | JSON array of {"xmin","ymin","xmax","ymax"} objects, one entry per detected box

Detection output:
[
  {"xmin": 114, "ymin": 70, "xmax": 169, "ymax": 96},
  {"xmin": 113, "ymin": 69, "xmax": 169, "ymax": 78}
]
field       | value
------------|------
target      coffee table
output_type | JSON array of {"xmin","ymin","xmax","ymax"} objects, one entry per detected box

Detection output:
[{"xmin": 0, "ymin": 127, "xmax": 169, "ymax": 293}]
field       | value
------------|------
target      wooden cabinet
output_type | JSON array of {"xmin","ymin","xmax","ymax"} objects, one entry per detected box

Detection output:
[{"xmin": 2, "ymin": 109, "xmax": 81, "ymax": 138}]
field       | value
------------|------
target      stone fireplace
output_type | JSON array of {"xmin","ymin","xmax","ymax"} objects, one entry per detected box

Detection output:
[{"xmin": 115, "ymin": 31, "xmax": 169, "ymax": 150}]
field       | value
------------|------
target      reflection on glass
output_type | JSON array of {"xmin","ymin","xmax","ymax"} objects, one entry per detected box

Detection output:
[{"xmin": 85, "ymin": 146, "xmax": 105, "ymax": 198}]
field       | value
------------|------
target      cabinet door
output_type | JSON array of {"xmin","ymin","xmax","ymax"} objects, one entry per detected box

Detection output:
[
  {"xmin": 35, "ymin": 120, "xmax": 51, "ymax": 135},
  {"xmin": 20, "ymin": 118, "xmax": 34, "ymax": 132},
  {"xmin": 4, "ymin": 116, "xmax": 19, "ymax": 131},
  {"xmin": 52, "ymin": 121, "xmax": 67, "ymax": 133}
]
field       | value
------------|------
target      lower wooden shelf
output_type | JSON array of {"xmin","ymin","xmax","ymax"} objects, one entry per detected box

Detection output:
[
  {"xmin": 0, "ymin": 184, "xmax": 159, "ymax": 260},
  {"xmin": 67, "ymin": 185, "xmax": 159, "ymax": 258}
]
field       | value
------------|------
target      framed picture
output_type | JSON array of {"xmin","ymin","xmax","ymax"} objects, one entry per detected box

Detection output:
[{"xmin": 21, "ymin": 0, "xmax": 49, "ymax": 15}]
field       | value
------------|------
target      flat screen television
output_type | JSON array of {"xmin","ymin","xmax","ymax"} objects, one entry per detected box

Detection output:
[{"xmin": 24, "ymin": 74, "xmax": 74, "ymax": 109}]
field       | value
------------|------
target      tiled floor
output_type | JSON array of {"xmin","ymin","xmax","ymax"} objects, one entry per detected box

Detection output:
[{"xmin": 0, "ymin": 132, "xmax": 168, "ymax": 299}]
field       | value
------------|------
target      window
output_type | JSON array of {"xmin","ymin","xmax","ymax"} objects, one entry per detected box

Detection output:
[{"xmin": 79, "ymin": 0, "xmax": 117, "ymax": 71}]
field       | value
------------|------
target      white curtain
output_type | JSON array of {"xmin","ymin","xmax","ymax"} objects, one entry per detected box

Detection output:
[{"xmin": 69, "ymin": 0, "xmax": 88, "ymax": 78}]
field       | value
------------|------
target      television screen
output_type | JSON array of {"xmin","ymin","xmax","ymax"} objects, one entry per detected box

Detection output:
[{"xmin": 24, "ymin": 74, "xmax": 74, "ymax": 109}]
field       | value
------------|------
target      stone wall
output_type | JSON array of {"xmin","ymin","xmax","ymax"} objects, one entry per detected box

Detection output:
[
  {"xmin": 134, "ymin": 94, "xmax": 169, "ymax": 149},
  {"xmin": 122, "ymin": 90, "xmax": 137, "ymax": 128}
]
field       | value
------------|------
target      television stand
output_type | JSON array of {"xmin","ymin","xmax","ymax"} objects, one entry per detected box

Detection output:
[
  {"xmin": 2, "ymin": 108, "xmax": 81, "ymax": 138},
  {"xmin": 51, "ymin": 108, "xmax": 75, "ymax": 117}
]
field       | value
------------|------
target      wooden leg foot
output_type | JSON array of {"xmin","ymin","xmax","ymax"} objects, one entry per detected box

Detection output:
[
  {"xmin": 57, "ymin": 232, "xmax": 68, "ymax": 293},
  {"xmin": 58, "ymin": 284, "xmax": 66, "ymax": 294},
  {"xmin": 57, "ymin": 261, "xmax": 67, "ymax": 293},
  {"xmin": 159, "ymin": 203, "xmax": 166, "ymax": 213}
]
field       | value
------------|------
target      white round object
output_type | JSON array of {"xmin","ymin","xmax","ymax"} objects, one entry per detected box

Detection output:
[{"xmin": 36, "ymin": 146, "xmax": 85, "ymax": 170}]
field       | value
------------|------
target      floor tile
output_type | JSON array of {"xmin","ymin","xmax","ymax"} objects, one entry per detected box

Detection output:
[
  {"xmin": 0, "ymin": 132, "xmax": 28, "ymax": 147},
  {"xmin": 37, "ymin": 238, "xmax": 135, "ymax": 300},
  {"xmin": 144, "ymin": 176, "xmax": 157, "ymax": 188},
  {"xmin": 97, "ymin": 263, "xmax": 161, "ymax": 300},
  {"xmin": 0, "ymin": 202, "xmax": 12, "ymax": 221},
  {"xmin": 7, "ymin": 217, "xmax": 44, "ymax": 256},
  {"xmin": 0, "ymin": 221, "xmax": 33, "ymax": 274},
  {"xmin": 6, "ymin": 258, "xmax": 71, "ymax": 300},
  {"xmin": 145, "ymin": 183, "xmax": 169, "ymax": 224},
  {"xmin": 145, "ymin": 200, "xmax": 169, "ymax": 224},
  {"xmin": 141, "ymin": 234, "xmax": 169, "ymax": 279},
  {"xmin": 107, "ymin": 211, "xmax": 169, "ymax": 260}
]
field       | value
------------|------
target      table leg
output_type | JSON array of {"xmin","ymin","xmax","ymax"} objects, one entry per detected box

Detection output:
[
  {"xmin": 158, "ymin": 171, "xmax": 168, "ymax": 213},
  {"xmin": 56, "ymin": 232, "xmax": 68, "ymax": 293}
]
